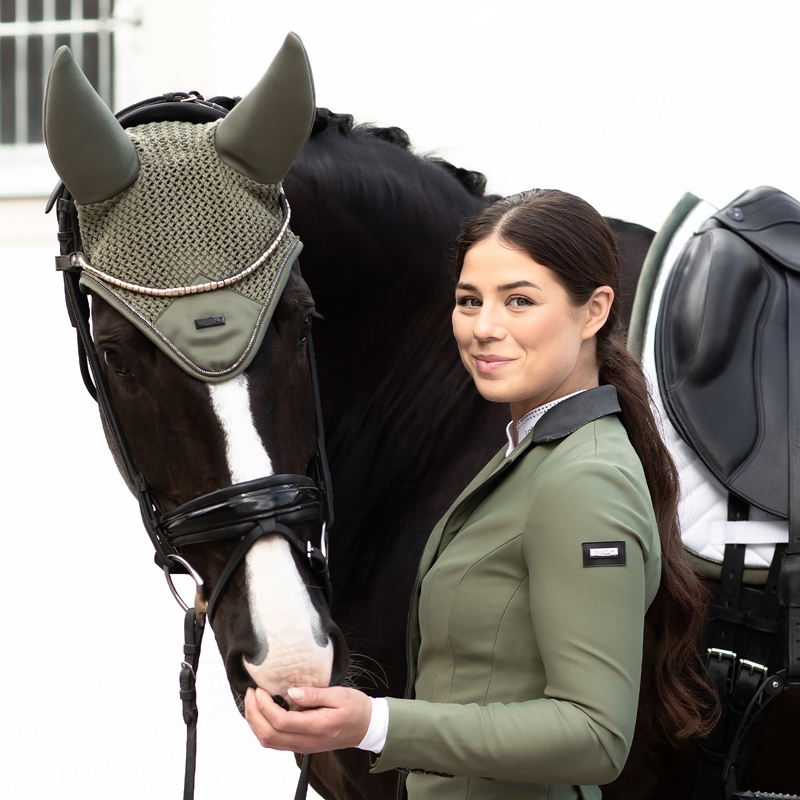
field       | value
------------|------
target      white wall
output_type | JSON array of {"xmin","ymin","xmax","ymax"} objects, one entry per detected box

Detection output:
[
  {"xmin": 3, "ymin": 1, "xmax": 800, "ymax": 798},
  {"xmin": 204, "ymin": 0, "xmax": 800, "ymax": 232}
]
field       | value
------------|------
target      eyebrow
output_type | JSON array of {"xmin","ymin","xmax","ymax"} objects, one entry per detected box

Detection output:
[{"xmin": 456, "ymin": 280, "xmax": 542, "ymax": 291}]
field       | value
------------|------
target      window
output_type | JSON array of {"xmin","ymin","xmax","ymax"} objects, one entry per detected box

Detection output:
[{"xmin": 1, "ymin": 0, "xmax": 115, "ymax": 146}]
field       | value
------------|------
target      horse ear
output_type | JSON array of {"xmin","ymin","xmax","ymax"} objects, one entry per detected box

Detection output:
[
  {"xmin": 215, "ymin": 32, "xmax": 315, "ymax": 185},
  {"xmin": 43, "ymin": 46, "xmax": 139, "ymax": 205}
]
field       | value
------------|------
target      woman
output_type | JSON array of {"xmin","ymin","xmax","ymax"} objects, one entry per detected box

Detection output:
[{"xmin": 244, "ymin": 189, "xmax": 714, "ymax": 799}]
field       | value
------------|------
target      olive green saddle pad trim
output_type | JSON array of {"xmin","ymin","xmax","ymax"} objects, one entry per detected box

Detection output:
[{"xmin": 627, "ymin": 191, "xmax": 701, "ymax": 360}]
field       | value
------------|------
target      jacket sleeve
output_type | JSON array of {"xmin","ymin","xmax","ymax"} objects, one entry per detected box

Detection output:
[{"xmin": 370, "ymin": 458, "xmax": 658, "ymax": 785}]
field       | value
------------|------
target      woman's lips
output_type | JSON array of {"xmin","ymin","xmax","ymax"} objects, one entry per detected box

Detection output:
[{"xmin": 474, "ymin": 355, "xmax": 515, "ymax": 374}]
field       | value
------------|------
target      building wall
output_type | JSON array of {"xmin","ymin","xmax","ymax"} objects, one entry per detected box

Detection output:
[{"xmin": 0, "ymin": 3, "xmax": 321, "ymax": 798}]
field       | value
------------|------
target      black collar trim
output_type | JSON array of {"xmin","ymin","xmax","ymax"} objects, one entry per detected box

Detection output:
[{"xmin": 531, "ymin": 385, "xmax": 621, "ymax": 444}]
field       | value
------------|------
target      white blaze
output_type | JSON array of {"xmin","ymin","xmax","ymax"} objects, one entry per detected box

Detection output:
[
  {"xmin": 207, "ymin": 374, "xmax": 274, "ymax": 482},
  {"xmin": 207, "ymin": 375, "xmax": 333, "ymax": 698}
]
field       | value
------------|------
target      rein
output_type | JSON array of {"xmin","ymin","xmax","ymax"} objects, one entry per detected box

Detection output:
[{"xmin": 48, "ymin": 92, "xmax": 334, "ymax": 800}]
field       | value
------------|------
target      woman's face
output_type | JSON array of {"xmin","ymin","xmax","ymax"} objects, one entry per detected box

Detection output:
[{"xmin": 452, "ymin": 235, "xmax": 613, "ymax": 421}]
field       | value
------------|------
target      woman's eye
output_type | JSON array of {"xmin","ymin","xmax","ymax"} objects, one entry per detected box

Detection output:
[
  {"xmin": 508, "ymin": 296, "xmax": 534, "ymax": 308},
  {"xmin": 103, "ymin": 348, "xmax": 132, "ymax": 376},
  {"xmin": 457, "ymin": 296, "xmax": 481, "ymax": 308}
]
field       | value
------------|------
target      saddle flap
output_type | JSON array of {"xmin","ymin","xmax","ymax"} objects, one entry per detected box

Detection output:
[{"xmin": 657, "ymin": 212, "xmax": 790, "ymax": 518}]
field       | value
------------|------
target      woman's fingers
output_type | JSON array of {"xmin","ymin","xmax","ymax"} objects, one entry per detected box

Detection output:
[
  {"xmin": 244, "ymin": 686, "xmax": 373, "ymax": 753},
  {"xmin": 244, "ymin": 688, "xmax": 293, "ymax": 750},
  {"xmin": 287, "ymin": 686, "xmax": 331, "ymax": 708}
]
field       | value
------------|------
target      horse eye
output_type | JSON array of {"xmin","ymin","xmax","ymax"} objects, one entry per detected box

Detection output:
[
  {"xmin": 300, "ymin": 313, "xmax": 313, "ymax": 342},
  {"xmin": 103, "ymin": 348, "xmax": 132, "ymax": 376}
]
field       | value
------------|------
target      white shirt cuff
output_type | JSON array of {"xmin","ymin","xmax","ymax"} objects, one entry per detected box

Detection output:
[{"xmin": 356, "ymin": 696, "xmax": 389, "ymax": 753}]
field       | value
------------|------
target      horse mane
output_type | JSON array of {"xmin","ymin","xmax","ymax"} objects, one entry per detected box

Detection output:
[{"xmin": 311, "ymin": 107, "xmax": 498, "ymax": 201}]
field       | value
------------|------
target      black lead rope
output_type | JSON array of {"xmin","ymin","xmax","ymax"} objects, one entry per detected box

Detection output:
[
  {"xmin": 294, "ymin": 755, "xmax": 313, "ymax": 800},
  {"xmin": 180, "ymin": 608, "xmax": 205, "ymax": 800}
]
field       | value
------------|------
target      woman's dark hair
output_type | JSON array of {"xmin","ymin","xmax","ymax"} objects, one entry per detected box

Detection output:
[{"xmin": 456, "ymin": 188, "xmax": 717, "ymax": 743}]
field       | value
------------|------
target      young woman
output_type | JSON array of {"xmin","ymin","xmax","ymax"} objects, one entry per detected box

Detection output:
[{"xmin": 244, "ymin": 189, "xmax": 714, "ymax": 799}]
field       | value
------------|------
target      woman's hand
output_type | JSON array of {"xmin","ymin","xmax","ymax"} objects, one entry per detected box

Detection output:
[{"xmin": 244, "ymin": 685, "xmax": 372, "ymax": 753}]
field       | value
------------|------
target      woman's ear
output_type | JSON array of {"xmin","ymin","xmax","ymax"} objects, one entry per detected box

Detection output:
[{"xmin": 582, "ymin": 286, "xmax": 614, "ymax": 340}]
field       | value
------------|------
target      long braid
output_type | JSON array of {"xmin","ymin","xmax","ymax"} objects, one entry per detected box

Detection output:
[{"xmin": 598, "ymin": 331, "xmax": 718, "ymax": 740}]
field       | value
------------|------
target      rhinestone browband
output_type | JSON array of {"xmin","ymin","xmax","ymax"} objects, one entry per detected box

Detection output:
[{"xmin": 71, "ymin": 198, "xmax": 291, "ymax": 298}]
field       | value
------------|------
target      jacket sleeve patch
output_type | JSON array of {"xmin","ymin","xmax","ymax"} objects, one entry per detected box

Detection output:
[{"xmin": 582, "ymin": 541, "xmax": 626, "ymax": 567}]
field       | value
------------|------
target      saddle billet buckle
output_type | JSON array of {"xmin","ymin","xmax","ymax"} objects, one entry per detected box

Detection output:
[
  {"xmin": 739, "ymin": 658, "xmax": 768, "ymax": 676},
  {"xmin": 708, "ymin": 647, "xmax": 737, "ymax": 662},
  {"xmin": 707, "ymin": 647, "xmax": 738, "ymax": 692}
]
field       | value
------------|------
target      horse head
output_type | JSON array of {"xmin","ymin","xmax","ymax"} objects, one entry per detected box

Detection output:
[{"xmin": 44, "ymin": 34, "xmax": 348, "ymax": 708}]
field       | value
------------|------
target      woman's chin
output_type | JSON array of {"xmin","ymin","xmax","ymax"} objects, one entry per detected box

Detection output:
[{"xmin": 474, "ymin": 384, "xmax": 516, "ymax": 405}]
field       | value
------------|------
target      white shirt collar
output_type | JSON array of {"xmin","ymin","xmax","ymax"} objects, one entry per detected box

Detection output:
[{"xmin": 505, "ymin": 390, "xmax": 587, "ymax": 456}]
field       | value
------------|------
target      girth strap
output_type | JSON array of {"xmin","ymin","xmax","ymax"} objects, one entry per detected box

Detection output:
[
  {"xmin": 693, "ymin": 491, "xmax": 793, "ymax": 799},
  {"xmin": 694, "ymin": 539, "xmax": 748, "ymax": 800},
  {"xmin": 721, "ymin": 546, "xmax": 788, "ymax": 797}
]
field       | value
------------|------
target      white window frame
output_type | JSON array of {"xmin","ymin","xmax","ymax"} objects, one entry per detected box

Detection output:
[{"xmin": 0, "ymin": 0, "xmax": 138, "ymax": 198}]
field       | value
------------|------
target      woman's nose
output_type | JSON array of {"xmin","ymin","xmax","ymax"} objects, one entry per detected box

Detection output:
[{"xmin": 472, "ymin": 305, "xmax": 503, "ymax": 340}]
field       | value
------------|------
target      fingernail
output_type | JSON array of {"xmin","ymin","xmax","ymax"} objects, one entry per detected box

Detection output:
[{"xmin": 287, "ymin": 687, "xmax": 304, "ymax": 700}]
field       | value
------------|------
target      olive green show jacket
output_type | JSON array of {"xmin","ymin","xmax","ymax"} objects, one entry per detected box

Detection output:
[{"xmin": 371, "ymin": 387, "xmax": 661, "ymax": 800}]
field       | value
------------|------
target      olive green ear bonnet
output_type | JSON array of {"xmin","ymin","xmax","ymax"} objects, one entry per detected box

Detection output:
[{"xmin": 43, "ymin": 34, "xmax": 315, "ymax": 382}]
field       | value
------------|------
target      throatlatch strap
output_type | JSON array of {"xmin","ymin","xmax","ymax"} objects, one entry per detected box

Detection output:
[{"xmin": 307, "ymin": 336, "xmax": 334, "ymax": 533}]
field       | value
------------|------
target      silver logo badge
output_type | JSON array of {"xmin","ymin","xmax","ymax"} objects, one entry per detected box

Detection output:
[{"xmin": 589, "ymin": 547, "xmax": 619, "ymax": 558}]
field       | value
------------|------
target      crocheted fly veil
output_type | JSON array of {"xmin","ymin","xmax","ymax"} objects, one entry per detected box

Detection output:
[{"xmin": 43, "ymin": 34, "xmax": 315, "ymax": 382}]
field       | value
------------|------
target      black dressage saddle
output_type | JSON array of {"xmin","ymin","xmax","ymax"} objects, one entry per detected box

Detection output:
[
  {"xmin": 656, "ymin": 185, "xmax": 800, "ymax": 522},
  {"xmin": 656, "ymin": 187, "xmax": 800, "ymax": 799}
]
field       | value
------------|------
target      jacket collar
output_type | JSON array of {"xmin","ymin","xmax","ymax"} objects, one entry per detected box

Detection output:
[
  {"xmin": 504, "ymin": 384, "xmax": 622, "ymax": 464},
  {"xmin": 532, "ymin": 384, "xmax": 621, "ymax": 442}
]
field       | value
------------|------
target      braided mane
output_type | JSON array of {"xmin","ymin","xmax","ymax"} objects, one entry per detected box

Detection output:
[{"xmin": 311, "ymin": 107, "xmax": 496, "ymax": 200}]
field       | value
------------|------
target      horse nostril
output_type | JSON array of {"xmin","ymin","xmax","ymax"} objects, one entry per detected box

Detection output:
[{"xmin": 272, "ymin": 694, "xmax": 290, "ymax": 710}]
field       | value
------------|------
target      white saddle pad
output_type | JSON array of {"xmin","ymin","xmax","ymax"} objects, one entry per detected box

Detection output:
[{"xmin": 639, "ymin": 200, "xmax": 787, "ymax": 573}]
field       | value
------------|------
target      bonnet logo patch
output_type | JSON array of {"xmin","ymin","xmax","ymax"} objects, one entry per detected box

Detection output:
[
  {"xmin": 582, "ymin": 541, "xmax": 626, "ymax": 567},
  {"xmin": 195, "ymin": 315, "xmax": 226, "ymax": 329}
]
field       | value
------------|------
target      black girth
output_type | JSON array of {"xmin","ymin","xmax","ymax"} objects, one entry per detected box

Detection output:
[{"xmin": 48, "ymin": 91, "xmax": 333, "ymax": 800}]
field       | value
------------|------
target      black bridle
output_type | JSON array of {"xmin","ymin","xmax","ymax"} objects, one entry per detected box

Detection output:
[{"xmin": 47, "ymin": 92, "xmax": 334, "ymax": 800}]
